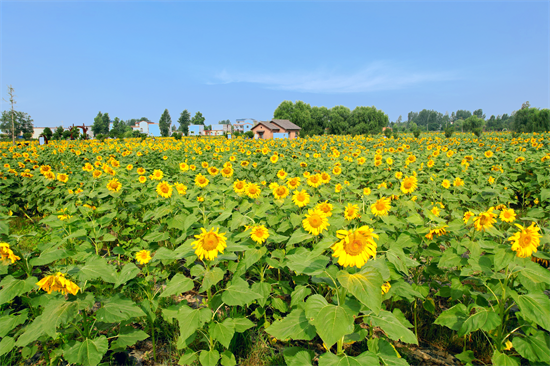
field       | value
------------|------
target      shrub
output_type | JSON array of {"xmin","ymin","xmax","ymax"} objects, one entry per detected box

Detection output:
[
  {"xmin": 473, "ymin": 128, "xmax": 483, "ymax": 137},
  {"xmin": 413, "ymin": 129, "xmax": 421, "ymax": 138},
  {"xmin": 384, "ymin": 128, "xmax": 392, "ymax": 138},
  {"xmin": 444, "ymin": 126, "xmax": 454, "ymax": 138}
]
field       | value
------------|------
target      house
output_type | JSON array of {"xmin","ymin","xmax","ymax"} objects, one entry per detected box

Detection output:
[
  {"xmin": 131, "ymin": 120, "xmax": 161, "ymax": 137},
  {"xmin": 188, "ymin": 125, "xmax": 205, "ymax": 136},
  {"xmin": 251, "ymin": 119, "xmax": 301, "ymax": 139},
  {"xmin": 233, "ymin": 119, "xmax": 255, "ymax": 133}
]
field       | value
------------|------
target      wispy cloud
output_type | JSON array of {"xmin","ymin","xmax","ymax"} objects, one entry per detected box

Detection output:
[{"xmin": 210, "ymin": 61, "xmax": 457, "ymax": 94}]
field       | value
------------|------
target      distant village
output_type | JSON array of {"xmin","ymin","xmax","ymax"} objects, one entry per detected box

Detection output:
[{"xmin": 17, "ymin": 118, "xmax": 302, "ymax": 141}]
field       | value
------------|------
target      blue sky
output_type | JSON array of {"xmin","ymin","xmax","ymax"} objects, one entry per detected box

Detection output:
[{"xmin": 1, "ymin": 1, "xmax": 548, "ymax": 127}]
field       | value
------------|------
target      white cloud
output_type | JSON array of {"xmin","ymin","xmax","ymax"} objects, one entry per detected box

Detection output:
[{"xmin": 210, "ymin": 61, "xmax": 456, "ymax": 94}]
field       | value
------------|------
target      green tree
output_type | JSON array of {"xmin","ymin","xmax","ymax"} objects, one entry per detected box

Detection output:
[
  {"xmin": 455, "ymin": 110, "xmax": 472, "ymax": 121},
  {"xmin": 473, "ymin": 109, "xmax": 486, "ymax": 120},
  {"xmin": 102, "ymin": 113, "xmax": 111, "ymax": 134},
  {"xmin": 0, "ymin": 110, "xmax": 34, "ymax": 139},
  {"xmin": 92, "ymin": 112, "xmax": 108, "ymax": 135},
  {"xmin": 463, "ymin": 115, "xmax": 484, "ymax": 132},
  {"xmin": 310, "ymin": 106, "xmax": 330, "ymax": 135},
  {"xmin": 513, "ymin": 107, "xmax": 550, "ymax": 132},
  {"xmin": 41, "ymin": 127, "xmax": 53, "ymax": 140},
  {"xmin": 52, "ymin": 126, "xmax": 64, "ymax": 140},
  {"xmin": 348, "ymin": 106, "xmax": 388, "ymax": 135},
  {"xmin": 328, "ymin": 106, "xmax": 351, "ymax": 134},
  {"xmin": 191, "ymin": 111, "xmax": 205, "ymax": 125},
  {"xmin": 177, "ymin": 110, "xmax": 191, "ymax": 135},
  {"xmin": 158, "ymin": 109, "xmax": 172, "ymax": 137},
  {"xmin": 218, "ymin": 119, "xmax": 231, "ymax": 124},
  {"xmin": 273, "ymin": 100, "xmax": 312, "ymax": 136}
]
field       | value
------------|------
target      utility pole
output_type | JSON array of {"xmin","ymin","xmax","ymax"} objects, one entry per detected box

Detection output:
[{"xmin": 3, "ymin": 85, "xmax": 17, "ymax": 145}]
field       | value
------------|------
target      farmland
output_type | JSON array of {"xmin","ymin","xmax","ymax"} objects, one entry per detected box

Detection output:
[{"xmin": 0, "ymin": 132, "xmax": 549, "ymax": 366}]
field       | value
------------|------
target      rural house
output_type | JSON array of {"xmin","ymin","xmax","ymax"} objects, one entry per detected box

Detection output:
[{"xmin": 251, "ymin": 119, "xmax": 301, "ymax": 139}]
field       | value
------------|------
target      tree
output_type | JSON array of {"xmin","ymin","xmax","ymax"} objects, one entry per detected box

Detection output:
[
  {"xmin": 2, "ymin": 85, "xmax": 17, "ymax": 144},
  {"xmin": 348, "ymin": 106, "xmax": 388, "ymax": 135},
  {"xmin": 328, "ymin": 106, "xmax": 351, "ymax": 134},
  {"xmin": 191, "ymin": 111, "xmax": 205, "ymax": 125},
  {"xmin": 463, "ymin": 115, "xmax": 484, "ymax": 132},
  {"xmin": 473, "ymin": 109, "xmax": 486, "ymax": 120},
  {"xmin": 102, "ymin": 113, "xmax": 111, "ymax": 134},
  {"xmin": 455, "ymin": 110, "xmax": 472, "ymax": 121},
  {"xmin": 52, "ymin": 126, "xmax": 64, "ymax": 140},
  {"xmin": 158, "ymin": 109, "xmax": 172, "ymax": 137},
  {"xmin": 310, "ymin": 106, "xmax": 330, "ymax": 135},
  {"xmin": 41, "ymin": 127, "xmax": 53, "ymax": 141},
  {"xmin": 273, "ymin": 100, "xmax": 312, "ymax": 136},
  {"xmin": 513, "ymin": 107, "xmax": 550, "ymax": 133},
  {"xmin": 177, "ymin": 110, "xmax": 191, "ymax": 135},
  {"xmin": 521, "ymin": 101, "xmax": 530, "ymax": 110},
  {"xmin": 92, "ymin": 112, "xmax": 109, "ymax": 135},
  {"xmin": 0, "ymin": 110, "xmax": 34, "ymax": 140},
  {"xmin": 218, "ymin": 119, "xmax": 231, "ymax": 124},
  {"xmin": 110, "ymin": 117, "xmax": 126, "ymax": 137}
]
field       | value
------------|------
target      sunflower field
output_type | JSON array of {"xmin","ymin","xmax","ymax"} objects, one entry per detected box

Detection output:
[{"xmin": 0, "ymin": 132, "xmax": 549, "ymax": 366}]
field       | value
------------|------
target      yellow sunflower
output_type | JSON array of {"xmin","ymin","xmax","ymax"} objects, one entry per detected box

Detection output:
[
  {"xmin": 463, "ymin": 211, "xmax": 475, "ymax": 224},
  {"xmin": 138, "ymin": 176, "xmax": 147, "ymax": 184},
  {"xmin": 287, "ymin": 177, "xmax": 301, "ymax": 190},
  {"xmin": 150, "ymin": 169, "xmax": 164, "ymax": 181},
  {"xmin": 474, "ymin": 208, "xmax": 497, "ymax": 231},
  {"xmin": 425, "ymin": 226, "xmax": 448, "ymax": 240},
  {"xmin": 508, "ymin": 222, "xmax": 541, "ymax": 258},
  {"xmin": 315, "ymin": 201, "xmax": 333, "ymax": 217},
  {"xmin": 107, "ymin": 178, "xmax": 122, "ymax": 192},
  {"xmin": 277, "ymin": 169, "xmax": 288, "ymax": 180},
  {"xmin": 137, "ymin": 167, "xmax": 146, "ymax": 175},
  {"xmin": 246, "ymin": 183, "xmax": 262, "ymax": 199},
  {"xmin": 136, "ymin": 250, "xmax": 152, "ymax": 265},
  {"xmin": 400, "ymin": 176, "xmax": 418, "ymax": 194},
  {"xmin": 273, "ymin": 185, "xmax": 290, "ymax": 200},
  {"xmin": 499, "ymin": 208, "xmax": 516, "ymax": 223},
  {"xmin": 331, "ymin": 226, "xmax": 378, "ymax": 268},
  {"xmin": 453, "ymin": 177, "xmax": 464, "ymax": 187},
  {"xmin": 270, "ymin": 155, "xmax": 278, "ymax": 164},
  {"xmin": 381, "ymin": 282, "xmax": 391, "ymax": 295},
  {"xmin": 344, "ymin": 203, "xmax": 361, "ymax": 221},
  {"xmin": 484, "ymin": 150, "xmax": 494, "ymax": 158},
  {"xmin": 36, "ymin": 272, "xmax": 80, "ymax": 295},
  {"xmin": 179, "ymin": 162, "xmax": 189, "ymax": 172},
  {"xmin": 233, "ymin": 179, "xmax": 247, "ymax": 193},
  {"xmin": 307, "ymin": 174, "xmax": 322, "ymax": 188},
  {"xmin": 292, "ymin": 189, "xmax": 310, "ymax": 207},
  {"xmin": 0, "ymin": 242, "xmax": 20, "ymax": 264},
  {"xmin": 371, "ymin": 197, "xmax": 391, "ymax": 216},
  {"xmin": 57, "ymin": 173, "xmax": 69, "ymax": 183},
  {"xmin": 302, "ymin": 209, "xmax": 330, "ymax": 236},
  {"xmin": 441, "ymin": 180, "xmax": 451, "ymax": 189},
  {"xmin": 195, "ymin": 173, "xmax": 210, "ymax": 188},
  {"xmin": 335, "ymin": 183, "xmax": 343, "ymax": 193},
  {"xmin": 208, "ymin": 166, "xmax": 219, "ymax": 176},
  {"xmin": 156, "ymin": 181, "xmax": 173, "ymax": 198},
  {"xmin": 175, "ymin": 183, "xmax": 187, "ymax": 195},
  {"xmin": 248, "ymin": 225, "xmax": 269, "ymax": 244},
  {"xmin": 221, "ymin": 166, "xmax": 233, "ymax": 178},
  {"xmin": 192, "ymin": 227, "xmax": 228, "ymax": 261}
]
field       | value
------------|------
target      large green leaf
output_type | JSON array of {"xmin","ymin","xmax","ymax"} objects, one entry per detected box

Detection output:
[
  {"xmin": 251, "ymin": 282, "xmax": 271, "ymax": 307},
  {"xmin": 96, "ymin": 294, "xmax": 146, "ymax": 322},
  {"xmin": 110, "ymin": 326, "xmax": 149, "ymax": 350},
  {"xmin": 221, "ymin": 278, "xmax": 261, "ymax": 306},
  {"xmin": 318, "ymin": 351, "xmax": 379, "ymax": 366},
  {"xmin": 370, "ymin": 310, "xmax": 418, "ymax": 345},
  {"xmin": 221, "ymin": 350, "xmax": 237, "ymax": 366},
  {"xmin": 266, "ymin": 308, "xmax": 316, "ymax": 341},
  {"xmin": 514, "ymin": 292, "xmax": 550, "ymax": 332},
  {"xmin": 305, "ymin": 294, "xmax": 329, "ymax": 320},
  {"xmin": 0, "ymin": 310, "xmax": 28, "ymax": 338},
  {"xmin": 285, "ymin": 247, "xmax": 330, "ymax": 275},
  {"xmin": 287, "ymin": 229, "xmax": 314, "ymax": 246},
  {"xmin": 178, "ymin": 351, "xmax": 197, "ymax": 366},
  {"xmin": 166, "ymin": 305, "xmax": 211, "ymax": 342},
  {"xmin": 113, "ymin": 263, "xmax": 140, "ymax": 288},
  {"xmin": 434, "ymin": 303, "xmax": 468, "ymax": 331},
  {"xmin": 42, "ymin": 299, "xmax": 79, "ymax": 337},
  {"xmin": 0, "ymin": 276, "xmax": 37, "ymax": 305},
  {"xmin": 491, "ymin": 351, "xmax": 519, "ymax": 366},
  {"xmin": 0, "ymin": 336, "xmax": 15, "ymax": 357},
  {"xmin": 72, "ymin": 257, "xmax": 117, "ymax": 283},
  {"xmin": 290, "ymin": 285, "xmax": 312, "ymax": 308},
  {"xmin": 458, "ymin": 308, "xmax": 501, "ymax": 337},
  {"xmin": 225, "ymin": 317, "xmax": 255, "ymax": 333},
  {"xmin": 209, "ymin": 319, "xmax": 235, "ymax": 348},
  {"xmin": 199, "ymin": 349, "xmax": 220, "ymax": 366},
  {"xmin": 337, "ymin": 267, "xmax": 383, "ymax": 314},
  {"xmin": 63, "ymin": 336, "xmax": 109, "ymax": 366},
  {"xmin": 513, "ymin": 331, "xmax": 550, "ymax": 363},
  {"xmin": 200, "ymin": 267, "xmax": 225, "ymax": 292},
  {"xmin": 312, "ymin": 304, "xmax": 355, "ymax": 348},
  {"xmin": 283, "ymin": 347, "xmax": 313, "ymax": 366},
  {"xmin": 160, "ymin": 273, "xmax": 194, "ymax": 298}
]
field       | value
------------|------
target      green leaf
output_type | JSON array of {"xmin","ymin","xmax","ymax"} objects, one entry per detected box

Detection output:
[
  {"xmin": 513, "ymin": 331, "xmax": 550, "ymax": 363},
  {"xmin": 200, "ymin": 267, "xmax": 225, "ymax": 292},
  {"xmin": 143, "ymin": 230, "xmax": 170, "ymax": 243},
  {"xmin": 199, "ymin": 349, "xmax": 220, "ymax": 366},
  {"xmin": 42, "ymin": 299, "xmax": 79, "ymax": 337},
  {"xmin": 30, "ymin": 248, "xmax": 75, "ymax": 266},
  {"xmin": 114, "ymin": 263, "xmax": 140, "ymax": 288},
  {"xmin": 110, "ymin": 327, "xmax": 149, "ymax": 350},
  {"xmin": 318, "ymin": 351, "xmax": 379, "ymax": 366},
  {"xmin": 210, "ymin": 319, "xmax": 235, "ymax": 348},
  {"xmin": 0, "ymin": 336, "xmax": 15, "ymax": 357},
  {"xmin": 160, "ymin": 274, "xmax": 194, "ymax": 298},
  {"xmin": 0, "ymin": 310, "xmax": 28, "ymax": 338},
  {"xmin": 251, "ymin": 282, "xmax": 271, "ymax": 307},
  {"xmin": 491, "ymin": 351, "xmax": 519, "ymax": 366},
  {"xmin": 434, "ymin": 303, "xmax": 468, "ymax": 331},
  {"xmin": 458, "ymin": 308, "xmax": 501, "ymax": 337},
  {"xmin": 290, "ymin": 285, "xmax": 312, "ymax": 308},
  {"xmin": 337, "ymin": 267, "xmax": 383, "ymax": 314},
  {"xmin": 266, "ymin": 308, "xmax": 316, "ymax": 341},
  {"xmin": 283, "ymin": 347, "xmax": 313, "ymax": 366},
  {"xmin": 178, "ymin": 351, "xmax": 197, "ymax": 366},
  {"xmin": 514, "ymin": 292, "xmax": 550, "ymax": 332},
  {"xmin": 221, "ymin": 350, "xmax": 237, "ymax": 366},
  {"xmin": 225, "ymin": 317, "xmax": 255, "ymax": 333},
  {"xmin": 72, "ymin": 257, "xmax": 117, "ymax": 283},
  {"xmin": 285, "ymin": 247, "xmax": 330, "ymax": 275},
  {"xmin": 313, "ymin": 304, "xmax": 355, "ymax": 348},
  {"xmin": 0, "ymin": 276, "xmax": 37, "ymax": 305},
  {"xmin": 541, "ymin": 188, "xmax": 550, "ymax": 202},
  {"xmin": 221, "ymin": 278, "xmax": 261, "ymax": 306},
  {"xmin": 63, "ymin": 336, "xmax": 108, "ymax": 366},
  {"xmin": 96, "ymin": 294, "xmax": 146, "ymax": 322},
  {"xmin": 370, "ymin": 310, "xmax": 418, "ymax": 345},
  {"xmin": 455, "ymin": 350, "xmax": 475, "ymax": 364},
  {"xmin": 183, "ymin": 214, "xmax": 199, "ymax": 233},
  {"xmin": 169, "ymin": 305, "xmax": 211, "ymax": 342},
  {"xmin": 305, "ymin": 294, "xmax": 329, "ymax": 321},
  {"xmin": 287, "ymin": 229, "xmax": 313, "ymax": 246}
]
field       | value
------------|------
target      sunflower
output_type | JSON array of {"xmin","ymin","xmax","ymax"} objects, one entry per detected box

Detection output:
[
  {"xmin": 453, "ymin": 177, "xmax": 464, "ymax": 187},
  {"xmin": 192, "ymin": 227, "xmax": 227, "ymax": 261},
  {"xmin": 0, "ymin": 242, "xmax": 20, "ymax": 264},
  {"xmin": 425, "ymin": 226, "xmax": 448, "ymax": 240},
  {"xmin": 137, "ymin": 167, "xmax": 146, "ymax": 175},
  {"xmin": 126, "ymin": 164, "xmax": 133, "ymax": 171},
  {"xmin": 332, "ymin": 166, "xmax": 342, "ymax": 175},
  {"xmin": 441, "ymin": 180, "xmax": 451, "ymax": 189},
  {"xmin": 241, "ymin": 161, "xmax": 249, "ymax": 167},
  {"xmin": 201, "ymin": 162, "xmax": 209, "ymax": 169},
  {"xmin": 150, "ymin": 169, "xmax": 164, "ymax": 181},
  {"xmin": 335, "ymin": 183, "xmax": 343, "ymax": 193},
  {"xmin": 233, "ymin": 179, "xmax": 247, "ymax": 193},
  {"xmin": 371, "ymin": 197, "xmax": 391, "ymax": 216},
  {"xmin": 270, "ymin": 155, "xmax": 278, "ymax": 164},
  {"xmin": 245, "ymin": 183, "xmax": 261, "ymax": 199},
  {"xmin": 277, "ymin": 169, "xmax": 288, "ymax": 180},
  {"xmin": 381, "ymin": 282, "xmax": 391, "ymax": 295},
  {"xmin": 515, "ymin": 157, "xmax": 525, "ymax": 163},
  {"xmin": 499, "ymin": 208, "xmax": 516, "ymax": 223},
  {"xmin": 363, "ymin": 187, "xmax": 371, "ymax": 195},
  {"xmin": 395, "ymin": 172, "xmax": 403, "ymax": 179},
  {"xmin": 427, "ymin": 160, "xmax": 435, "ymax": 168},
  {"xmin": 302, "ymin": 209, "xmax": 329, "ymax": 236},
  {"xmin": 179, "ymin": 162, "xmax": 189, "ymax": 172},
  {"xmin": 331, "ymin": 226, "xmax": 378, "ymax": 268},
  {"xmin": 430, "ymin": 206, "xmax": 440, "ymax": 216},
  {"xmin": 156, "ymin": 181, "xmax": 173, "ymax": 198},
  {"xmin": 508, "ymin": 222, "xmax": 541, "ymax": 258},
  {"xmin": 400, "ymin": 176, "xmax": 418, "ymax": 194},
  {"xmin": 344, "ymin": 203, "xmax": 361, "ymax": 221},
  {"xmin": 484, "ymin": 150, "xmax": 494, "ymax": 158},
  {"xmin": 315, "ymin": 201, "xmax": 333, "ymax": 217},
  {"xmin": 248, "ymin": 225, "xmax": 269, "ymax": 244},
  {"xmin": 292, "ymin": 189, "xmax": 310, "ymax": 207},
  {"xmin": 221, "ymin": 166, "xmax": 233, "ymax": 178},
  {"xmin": 269, "ymin": 182, "xmax": 279, "ymax": 190},
  {"xmin": 208, "ymin": 166, "xmax": 219, "ymax": 176},
  {"xmin": 92, "ymin": 170, "xmax": 103, "ymax": 179},
  {"xmin": 273, "ymin": 185, "xmax": 290, "ymax": 200},
  {"xmin": 107, "ymin": 178, "xmax": 122, "ymax": 192},
  {"xmin": 175, "ymin": 183, "xmax": 187, "ymax": 195},
  {"xmin": 36, "ymin": 272, "xmax": 80, "ymax": 295},
  {"xmin": 195, "ymin": 173, "xmax": 210, "ymax": 188},
  {"xmin": 136, "ymin": 250, "xmax": 152, "ymax": 265},
  {"xmin": 320, "ymin": 172, "xmax": 331, "ymax": 184},
  {"xmin": 463, "ymin": 211, "xmax": 475, "ymax": 224},
  {"xmin": 138, "ymin": 176, "xmax": 147, "ymax": 184},
  {"xmin": 307, "ymin": 174, "xmax": 322, "ymax": 188},
  {"xmin": 57, "ymin": 173, "xmax": 69, "ymax": 183},
  {"xmin": 474, "ymin": 208, "xmax": 497, "ymax": 231}
]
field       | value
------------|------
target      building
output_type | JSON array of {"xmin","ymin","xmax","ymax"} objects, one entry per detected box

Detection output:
[
  {"xmin": 205, "ymin": 124, "xmax": 232, "ymax": 136},
  {"xmin": 233, "ymin": 119, "xmax": 255, "ymax": 133},
  {"xmin": 251, "ymin": 119, "xmax": 301, "ymax": 139},
  {"xmin": 189, "ymin": 124, "xmax": 205, "ymax": 136},
  {"xmin": 130, "ymin": 121, "xmax": 161, "ymax": 137}
]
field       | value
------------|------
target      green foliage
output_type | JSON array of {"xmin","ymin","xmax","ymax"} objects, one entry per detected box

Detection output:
[
  {"xmin": 91, "ymin": 112, "xmax": 109, "ymax": 135},
  {"xmin": 191, "ymin": 111, "xmax": 205, "ymax": 125},
  {"xmin": 0, "ymin": 110, "xmax": 34, "ymax": 138},
  {"xmin": 444, "ymin": 126, "xmax": 454, "ymax": 138},
  {"xmin": 159, "ymin": 109, "xmax": 172, "ymax": 137},
  {"xmin": 413, "ymin": 128, "xmax": 421, "ymax": 138},
  {"xmin": 178, "ymin": 109, "xmax": 191, "ymax": 135}
]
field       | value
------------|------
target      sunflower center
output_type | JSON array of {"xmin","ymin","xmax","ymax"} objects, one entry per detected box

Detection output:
[
  {"xmin": 249, "ymin": 187, "xmax": 257, "ymax": 194},
  {"xmin": 403, "ymin": 181, "xmax": 412, "ymax": 189},
  {"xmin": 344, "ymin": 233, "xmax": 366, "ymax": 256},
  {"xmin": 308, "ymin": 215, "xmax": 323, "ymax": 228},
  {"xmin": 236, "ymin": 182, "xmax": 244, "ymax": 189},
  {"xmin": 375, "ymin": 202, "xmax": 386, "ymax": 211},
  {"xmin": 276, "ymin": 187, "xmax": 285, "ymax": 195},
  {"xmin": 479, "ymin": 215, "xmax": 490, "ymax": 225},
  {"xmin": 203, "ymin": 233, "xmax": 219, "ymax": 250},
  {"xmin": 297, "ymin": 194, "xmax": 305, "ymax": 202},
  {"xmin": 521, "ymin": 234, "xmax": 532, "ymax": 247},
  {"xmin": 161, "ymin": 186, "xmax": 169, "ymax": 193}
]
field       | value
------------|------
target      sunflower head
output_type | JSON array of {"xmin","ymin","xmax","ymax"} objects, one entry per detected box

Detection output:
[
  {"xmin": 499, "ymin": 208, "xmax": 516, "ymax": 223},
  {"xmin": 344, "ymin": 203, "xmax": 361, "ymax": 221},
  {"xmin": 136, "ymin": 250, "xmax": 152, "ymax": 265},
  {"xmin": 156, "ymin": 181, "xmax": 173, "ymax": 198},
  {"xmin": 302, "ymin": 209, "xmax": 330, "ymax": 236},
  {"xmin": 273, "ymin": 185, "xmax": 289, "ymax": 200},
  {"xmin": 474, "ymin": 208, "xmax": 497, "ymax": 231},
  {"xmin": 107, "ymin": 178, "xmax": 122, "ymax": 192},
  {"xmin": 249, "ymin": 225, "xmax": 270, "ymax": 244},
  {"xmin": 509, "ymin": 222, "xmax": 541, "ymax": 258},
  {"xmin": 371, "ymin": 197, "xmax": 391, "ymax": 217},
  {"xmin": 192, "ymin": 227, "xmax": 228, "ymax": 261},
  {"xmin": 331, "ymin": 226, "xmax": 378, "ymax": 268},
  {"xmin": 292, "ymin": 189, "xmax": 310, "ymax": 207},
  {"xmin": 400, "ymin": 176, "xmax": 418, "ymax": 194}
]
